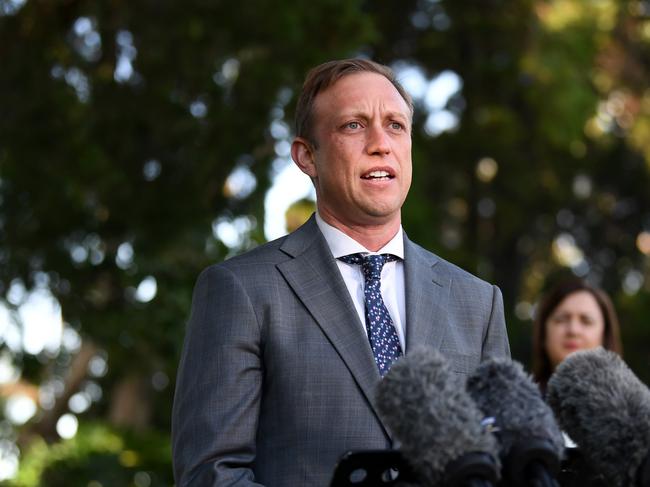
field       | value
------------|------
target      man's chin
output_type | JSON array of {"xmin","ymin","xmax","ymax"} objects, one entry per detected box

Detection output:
[
  {"xmin": 355, "ymin": 207, "xmax": 403, "ymax": 227},
  {"xmin": 318, "ymin": 200, "xmax": 403, "ymax": 228},
  {"xmin": 358, "ymin": 199, "xmax": 405, "ymax": 220}
]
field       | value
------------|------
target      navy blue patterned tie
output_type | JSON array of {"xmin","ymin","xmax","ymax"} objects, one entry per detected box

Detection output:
[{"xmin": 339, "ymin": 253, "xmax": 403, "ymax": 376}]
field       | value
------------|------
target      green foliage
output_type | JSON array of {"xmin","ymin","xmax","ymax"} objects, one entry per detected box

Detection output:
[
  {"xmin": 0, "ymin": 0, "xmax": 375, "ymax": 370},
  {"xmin": 8, "ymin": 422, "xmax": 172, "ymax": 487}
]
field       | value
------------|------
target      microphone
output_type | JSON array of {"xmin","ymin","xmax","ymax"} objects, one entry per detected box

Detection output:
[
  {"xmin": 466, "ymin": 358, "xmax": 564, "ymax": 487},
  {"xmin": 376, "ymin": 347, "xmax": 500, "ymax": 487},
  {"xmin": 546, "ymin": 348, "xmax": 650, "ymax": 487}
]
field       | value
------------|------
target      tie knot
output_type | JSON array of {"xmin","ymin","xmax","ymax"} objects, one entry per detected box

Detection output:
[{"xmin": 339, "ymin": 253, "xmax": 398, "ymax": 282}]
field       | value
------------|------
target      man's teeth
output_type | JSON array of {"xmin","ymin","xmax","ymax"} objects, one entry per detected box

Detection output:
[{"xmin": 365, "ymin": 170, "xmax": 390, "ymax": 179}]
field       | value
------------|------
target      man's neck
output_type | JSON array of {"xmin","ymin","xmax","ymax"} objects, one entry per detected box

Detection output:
[{"xmin": 317, "ymin": 211, "xmax": 401, "ymax": 252}]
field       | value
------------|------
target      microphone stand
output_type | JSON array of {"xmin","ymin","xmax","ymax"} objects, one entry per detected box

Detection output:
[
  {"xmin": 443, "ymin": 452, "xmax": 499, "ymax": 487},
  {"xmin": 504, "ymin": 439, "xmax": 561, "ymax": 487},
  {"xmin": 636, "ymin": 451, "xmax": 650, "ymax": 487},
  {"xmin": 527, "ymin": 461, "xmax": 560, "ymax": 487}
]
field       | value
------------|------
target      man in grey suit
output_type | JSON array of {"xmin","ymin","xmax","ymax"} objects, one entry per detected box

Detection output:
[{"xmin": 172, "ymin": 58, "xmax": 510, "ymax": 486}]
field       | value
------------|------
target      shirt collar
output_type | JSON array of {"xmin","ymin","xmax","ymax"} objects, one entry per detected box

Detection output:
[{"xmin": 315, "ymin": 212, "xmax": 404, "ymax": 259}]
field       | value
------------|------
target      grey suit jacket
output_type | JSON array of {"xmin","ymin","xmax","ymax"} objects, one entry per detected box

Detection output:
[{"xmin": 172, "ymin": 215, "xmax": 510, "ymax": 486}]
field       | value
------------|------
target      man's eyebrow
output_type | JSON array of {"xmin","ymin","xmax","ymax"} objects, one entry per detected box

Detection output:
[
  {"xmin": 336, "ymin": 110, "xmax": 369, "ymax": 119},
  {"xmin": 384, "ymin": 111, "xmax": 410, "ymax": 121},
  {"xmin": 335, "ymin": 110, "xmax": 411, "ymax": 121}
]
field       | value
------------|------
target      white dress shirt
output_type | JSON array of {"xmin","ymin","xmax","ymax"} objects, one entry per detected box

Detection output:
[{"xmin": 315, "ymin": 213, "xmax": 406, "ymax": 350}]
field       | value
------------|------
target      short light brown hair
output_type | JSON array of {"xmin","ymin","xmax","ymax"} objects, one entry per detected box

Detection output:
[{"xmin": 294, "ymin": 58, "xmax": 414, "ymax": 145}]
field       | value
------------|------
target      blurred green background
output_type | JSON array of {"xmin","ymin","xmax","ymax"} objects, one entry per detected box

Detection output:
[{"xmin": 1, "ymin": 0, "xmax": 649, "ymax": 485}]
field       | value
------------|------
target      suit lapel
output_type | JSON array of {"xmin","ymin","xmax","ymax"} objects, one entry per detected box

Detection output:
[
  {"xmin": 404, "ymin": 236, "xmax": 449, "ymax": 352},
  {"xmin": 277, "ymin": 216, "xmax": 392, "ymax": 438}
]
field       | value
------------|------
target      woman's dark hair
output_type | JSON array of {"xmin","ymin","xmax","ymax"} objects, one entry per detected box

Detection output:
[{"xmin": 532, "ymin": 278, "xmax": 623, "ymax": 388}]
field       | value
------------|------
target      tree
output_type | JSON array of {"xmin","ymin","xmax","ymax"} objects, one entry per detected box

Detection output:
[
  {"xmin": 368, "ymin": 0, "xmax": 650, "ymax": 370},
  {"xmin": 0, "ymin": 0, "xmax": 374, "ymax": 483}
]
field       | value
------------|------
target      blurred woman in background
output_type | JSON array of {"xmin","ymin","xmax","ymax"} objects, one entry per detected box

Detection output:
[{"xmin": 532, "ymin": 278, "xmax": 623, "ymax": 391}]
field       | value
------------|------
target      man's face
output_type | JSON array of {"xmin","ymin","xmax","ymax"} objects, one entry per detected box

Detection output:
[{"xmin": 294, "ymin": 72, "xmax": 412, "ymax": 230}]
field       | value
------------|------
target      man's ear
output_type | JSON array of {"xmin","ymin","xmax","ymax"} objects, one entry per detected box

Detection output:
[{"xmin": 291, "ymin": 137, "xmax": 317, "ymax": 178}]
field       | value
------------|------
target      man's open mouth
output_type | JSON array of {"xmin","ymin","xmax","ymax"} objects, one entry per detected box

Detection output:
[{"xmin": 361, "ymin": 170, "xmax": 394, "ymax": 180}]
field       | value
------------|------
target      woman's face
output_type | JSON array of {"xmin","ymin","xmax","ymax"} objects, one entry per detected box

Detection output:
[{"xmin": 544, "ymin": 290, "xmax": 606, "ymax": 369}]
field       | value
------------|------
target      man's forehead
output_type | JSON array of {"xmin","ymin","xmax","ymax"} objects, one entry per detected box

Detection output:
[{"xmin": 315, "ymin": 72, "xmax": 411, "ymax": 116}]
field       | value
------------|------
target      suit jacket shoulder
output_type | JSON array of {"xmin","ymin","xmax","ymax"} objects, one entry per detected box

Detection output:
[
  {"xmin": 211, "ymin": 213, "xmax": 325, "ymax": 272},
  {"xmin": 403, "ymin": 235, "xmax": 510, "ymax": 369},
  {"xmin": 405, "ymin": 238, "xmax": 491, "ymax": 289}
]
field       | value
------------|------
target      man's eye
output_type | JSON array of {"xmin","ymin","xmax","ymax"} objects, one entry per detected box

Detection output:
[
  {"xmin": 346, "ymin": 121, "xmax": 361, "ymax": 129},
  {"xmin": 390, "ymin": 122, "xmax": 404, "ymax": 130}
]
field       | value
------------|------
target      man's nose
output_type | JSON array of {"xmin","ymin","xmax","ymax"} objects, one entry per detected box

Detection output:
[{"xmin": 366, "ymin": 124, "xmax": 391, "ymax": 155}]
